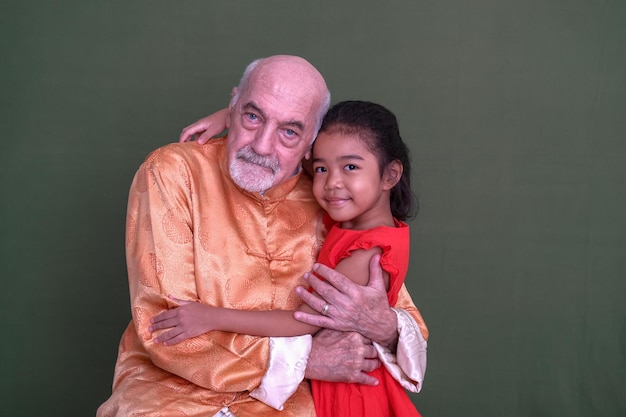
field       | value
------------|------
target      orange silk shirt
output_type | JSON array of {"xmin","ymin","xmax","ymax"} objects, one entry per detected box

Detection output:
[{"xmin": 97, "ymin": 138, "xmax": 426, "ymax": 417}]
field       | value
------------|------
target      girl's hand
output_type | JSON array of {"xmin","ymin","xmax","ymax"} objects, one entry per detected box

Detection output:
[
  {"xmin": 179, "ymin": 108, "xmax": 229, "ymax": 144},
  {"xmin": 149, "ymin": 296, "xmax": 213, "ymax": 345}
]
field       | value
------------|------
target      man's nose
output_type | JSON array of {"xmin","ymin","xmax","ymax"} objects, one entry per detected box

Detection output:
[{"xmin": 251, "ymin": 125, "xmax": 275, "ymax": 156}]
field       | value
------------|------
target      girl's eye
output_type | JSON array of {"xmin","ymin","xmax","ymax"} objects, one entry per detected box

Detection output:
[
  {"xmin": 314, "ymin": 166, "xmax": 327, "ymax": 173},
  {"xmin": 345, "ymin": 164, "xmax": 358, "ymax": 171}
]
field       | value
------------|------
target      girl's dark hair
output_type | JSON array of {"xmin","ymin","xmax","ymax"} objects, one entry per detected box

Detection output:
[{"xmin": 317, "ymin": 100, "xmax": 417, "ymax": 221}]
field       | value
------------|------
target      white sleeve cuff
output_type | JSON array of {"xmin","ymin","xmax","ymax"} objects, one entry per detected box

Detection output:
[
  {"xmin": 249, "ymin": 335, "xmax": 312, "ymax": 410},
  {"xmin": 373, "ymin": 308, "xmax": 428, "ymax": 393}
]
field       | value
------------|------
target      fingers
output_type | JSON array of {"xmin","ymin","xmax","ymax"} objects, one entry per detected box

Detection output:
[
  {"xmin": 153, "ymin": 328, "xmax": 184, "ymax": 345},
  {"xmin": 353, "ymin": 352, "xmax": 381, "ymax": 386},
  {"xmin": 150, "ymin": 309, "xmax": 176, "ymax": 325},
  {"xmin": 150, "ymin": 310, "xmax": 184, "ymax": 345},
  {"xmin": 179, "ymin": 109, "xmax": 230, "ymax": 143},
  {"xmin": 293, "ymin": 310, "xmax": 334, "ymax": 328},
  {"xmin": 311, "ymin": 263, "xmax": 354, "ymax": 294},
  {"xmin": 312, "ymin": 255, "xmax": 385, "ymax": 294},
  {"xmin": 179, "ymin": 119, "xmax": 213, "ymax": 143},
  {"xmin": 179, "ymin": 124, "xmax": 201, "ymax": 143},
  {"xmin": 149, "ymin": 316, "xmax": 179, "ymax": 332},
  {"xmin": 355, "ymin": 370, "xmax": 380, "ymax": 386},
  {"xmin": 363, "ymin": 344, "xmax": 378, "ymax": 360},
  {"xmin": 167, "ymin": 295, "xmax": 191, "ymax": 305},
  {"xmin": 195, "ymin": 130, "xmax": 214, "ymax": 145},
  {"xmin": 149, "ymin": 304, "xmax": 184, "ymax": 332},
  {"xmin": 366, "ymin": 254, "xmax": 386, "ymax": 292},
  {"xmin": 301, "ymin": 271, "xmax": 349, "ymax": 310},
  {"xmin": 361, "ymin": 358, "xmax": 381, "ymax": 373},
  {"xmin": 295, "ymin": 283, "xmax": 327, "ymax": 312},
  {"xmin": 293, "ymin": 283, "xmax": 343, "ymax": 329}
]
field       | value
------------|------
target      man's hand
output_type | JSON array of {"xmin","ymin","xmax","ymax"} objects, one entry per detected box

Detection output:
[
  {"xmin": 305, "ymin": 329, "xmax": 381, "ymax": 385},
  {"xmin": 294, "ymin": 254, "xmax": 398, "ymax": 347}
]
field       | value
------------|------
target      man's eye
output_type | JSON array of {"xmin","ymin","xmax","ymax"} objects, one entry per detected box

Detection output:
[
  {"xmin": 282, "ymin": 128, "xmax": 299, "ymax": 139},
  {"xmin": 279, "ymin": 128, "xmax": 301, "ymax": 148},
  {"xmin": 245, "ymin": 113, "xmax": 258, "ymax": 121}
]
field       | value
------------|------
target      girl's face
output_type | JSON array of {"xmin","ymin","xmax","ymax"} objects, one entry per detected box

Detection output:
[{"xmin": 312, "ymin": 130, "xmax": 396, "ymax": 230}]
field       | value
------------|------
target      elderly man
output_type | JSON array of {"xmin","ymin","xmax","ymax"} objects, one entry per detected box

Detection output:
[{"xmin": 98, "ymin": 55, "xmax": 427, "ymax": 417}]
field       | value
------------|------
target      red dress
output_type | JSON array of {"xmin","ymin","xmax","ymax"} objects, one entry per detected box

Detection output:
[{"xmin": 311, "ymin": 216, "xmax": 422, "ymax": 417}]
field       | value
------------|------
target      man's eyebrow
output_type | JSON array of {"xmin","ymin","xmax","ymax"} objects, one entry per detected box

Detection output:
[
  {"xmin": 242, "ymin": 102, "xmax": 266, "ymax": 119},
  {"xmin": 283, "ymin": 120, "xmax": 305, "ymax": 131}
]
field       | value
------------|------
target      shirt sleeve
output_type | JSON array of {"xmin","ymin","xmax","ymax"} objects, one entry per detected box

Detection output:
[
  {"xmin": 249, "ymin": 335, "xmax": 312, "ymax": 410},
  {"xmin": 126, "ymin": 147, "xmax": 270, "ymax": 392},
  {"xmin": 378, "ymin": 284, "xmax": 429, "ymax": 391},
  {"xmin": 374, "ymin": 308, "xmax": 427, "ymax": 392}
]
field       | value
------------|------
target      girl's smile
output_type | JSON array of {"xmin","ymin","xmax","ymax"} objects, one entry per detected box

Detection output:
[{"xmin": 312, "ymin": 131, "xmax": 395, "ymax": 230}]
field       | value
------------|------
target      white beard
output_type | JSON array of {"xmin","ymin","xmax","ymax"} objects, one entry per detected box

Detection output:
[{"xmin": 229, "ymin": 146, "xmax": 280, "ymax": 193}]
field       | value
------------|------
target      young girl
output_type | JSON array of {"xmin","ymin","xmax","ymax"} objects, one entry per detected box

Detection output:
[{"xmin": 150, "ymin": 100, "xmax": 424, "ymax": 417}]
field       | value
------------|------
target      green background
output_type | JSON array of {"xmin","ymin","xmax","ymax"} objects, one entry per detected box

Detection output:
[{"xmin": 1, "ymin": 1, "xmax": 625, "ymax": 416}]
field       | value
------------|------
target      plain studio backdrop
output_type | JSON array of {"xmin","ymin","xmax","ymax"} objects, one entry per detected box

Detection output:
[{"xmin": 1, "ymin": 1, "xmax": 625, "ymax": 416}]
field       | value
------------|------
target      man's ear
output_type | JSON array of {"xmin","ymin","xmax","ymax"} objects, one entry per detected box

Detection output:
[
  {"xmin": 228, "ymin": 87, "xmax": 238, "ymax": 111},
  {"xmin": 304, "ymin": 133, "xmax": 319, "ymax": 161},
  {"xmin": 225, "ymin": 111, "xmax": 232, "ymax": 129},
  {"xmin": 383, "ymin": 160, "xmax": 403, "ymax": 190},
  {"xmin": 226, "ymin": 87, "xmax": 238, "ymax": 128},
  {"xmin": 301, "ymin": 153, "xmax": 314, "ymax": 176},
  {"xmin": 303, "ymin": 142, "xmax": 314, "ymax": 160}
]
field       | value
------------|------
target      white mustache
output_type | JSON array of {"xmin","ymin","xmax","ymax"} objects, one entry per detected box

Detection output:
[{"xmin": 236, "ymin": 147, "xmax": 279, "ymax": 173}]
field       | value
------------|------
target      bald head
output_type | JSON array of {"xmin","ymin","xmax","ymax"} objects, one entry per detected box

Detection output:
[{"xmin": 232, "ymin": 55, "xmax": 331, "ymax": 137}]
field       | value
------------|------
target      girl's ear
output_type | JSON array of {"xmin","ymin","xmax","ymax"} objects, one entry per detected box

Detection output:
[{"xmin": 383, "ymin": 160, "xmax": 403, "ymax": 190}]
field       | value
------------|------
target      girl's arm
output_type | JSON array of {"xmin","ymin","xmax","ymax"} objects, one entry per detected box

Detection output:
[
  {"xmin": 179, "ymin": 108, "xmax": 229, "ymax": 144},
  {"xmin": 332, "ymin": 247, "xmax": 388, "ymax": 288},
  {"xmin": 150, "ymin": 296, "xmax": 321, "ymax": 345},
  {"xmin": 149, "ymin": 248, "xmax": 387, "ymax": 346}
]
